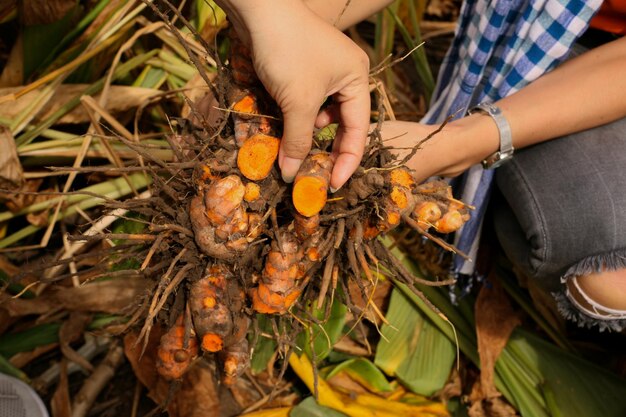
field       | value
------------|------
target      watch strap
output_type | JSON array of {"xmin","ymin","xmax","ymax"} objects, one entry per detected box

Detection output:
[{"xmin": 467, "ymin": 103, "xmax": 514, "ymax": 169}]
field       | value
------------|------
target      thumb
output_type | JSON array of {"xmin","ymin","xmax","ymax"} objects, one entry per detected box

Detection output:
[{"xmin": 278, "ymin": 105, "xmax": 319, "ymax": 183}]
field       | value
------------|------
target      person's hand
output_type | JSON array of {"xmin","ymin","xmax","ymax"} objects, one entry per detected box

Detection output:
[{"xmin": 218, "ymin": 0, "xmax": 371, "ymax": 190}]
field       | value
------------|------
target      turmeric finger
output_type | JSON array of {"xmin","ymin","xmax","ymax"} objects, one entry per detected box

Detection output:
[
  {"xmin": 204, "ymin": 175, "xmax": 246, "ymax": 225},
  {"xmin": 220, "ymin": 337, "xmax": 250, "ymax": 385},
  {"xmin": 156, "ymin": 311, "xmax": 199, "ymax": 381},
  {"xmin": 433, "ymin": 210, "xmax": 466, "ymax": 233},
  {"xmin": 190, "ymin": 264, "xmax": 234, "ymax": 353},
  {"xmin": 413, "ymin": 200, "xmax": 442, "ymax": 231},
  {"xmin": 292, "ymin": 151, "xmax": 334, "ymax": 217}
]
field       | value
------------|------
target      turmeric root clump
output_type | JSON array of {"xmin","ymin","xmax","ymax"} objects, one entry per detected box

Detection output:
[{"xmin": 292, "ymin": 151, "xmax": 334, "ymax": 217}]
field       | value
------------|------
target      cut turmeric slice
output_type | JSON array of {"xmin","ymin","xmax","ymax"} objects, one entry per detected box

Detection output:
[
  {"xmin": 292, "ymin": 151, "xmax": 333, "ymax": 217},
  {"xmin": 237, "ymin": 133, "xmax": 280, "ymax": 181},
  {"xmin": 389, "ymin": 167, "xmax": 415, "ymax": 188},
  {"xmin": 232, "ymin": 93, "xmax": 258, "ymax": 117}
]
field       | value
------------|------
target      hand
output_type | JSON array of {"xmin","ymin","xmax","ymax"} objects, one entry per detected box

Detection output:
[{"xmin": 219, "ymin": 0, "xmax": 371, "ymax": 190}]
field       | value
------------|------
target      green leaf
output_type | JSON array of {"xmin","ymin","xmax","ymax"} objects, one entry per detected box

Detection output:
[
  {"xmin": 87, "ymin": 314, "xmax": 127, "ymax": 330},
  {"xmin": 297, "ymin": 297, "xmax": 347, "ymax": 362},
  {"xmin": 0, "ymin": 323, "xmax": 61, "ymax": 358},
  {"xmin": 195, "ymin": 0, "xmax": 226, "ymax": 31},
  {"xmin": 375, "ymin": 288, "xmax": 455, "ymax": 396},
  {"xmin": 326, "ymin": 358, "xmax": 393, "ymax": 393},
  {"xmin": 22, "ymin": 5, "xmax": 79, "ymax": 79},
  {"xmin": 0, "ymin": 353, "xmax": 30, "ymax": 382},
  {"xmin": 250, "ymin": 315, "xmax": 277, "ymax": 374},
  {"xmin": 289, "ymin": 397, "xmax": 348, "ymax": 417},
  {"xmin": 383, "ymin": 236, "xmax": 626, "ymax": 417},
  {"xmin": 315, "ymin": 124, "xmax": 338, "ymax": 142},
  {"xmin": 36, "ymin": 0, "xmax": 112, "ymax": 75},
  {"xmin": 509, "ymin": 331, "xmax": 626, "ymax": 417},
  {"xmin": 133, "ymin": 66, "xmax": 168, "ymax": 89},
  {"xmin": 447, "ymin": 398, "xmax": 471, "ymax": 417}
]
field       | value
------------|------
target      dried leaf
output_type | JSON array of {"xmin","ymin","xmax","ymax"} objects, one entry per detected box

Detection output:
[
  {"xmin": 50, "ymin": 359, "xmax": 72, "ymax": 417},
  {"xmin": 475, "ymin": 277, "xmax": 521, "ymax": 400},
  {"xmin": 326, "ymin": 371, "xmax": 371, "ymax": 396},
  {"xmin": 0, "ymin": 85, "xmax": 160, "ymax": 125},
  {"xmin": 0, "ymin": 179, "xmax": 42, "ymax": 212},
  {"xmin": 53, "ymin": 278, "xmax": 150, "ymax": 314},
  {"xmin": 0, "ymin": 1, "xmax": 16, "ymax": 19},
  {"xmin": 170, "ymin": 363, "xmax": 222, "ymax": 417},
  {"xmin": 59, "ymin": 312, "xmax": 93, "ymax": 372},
  {"xmin": 227, "ymin": 378, "xmax": 264, "ymax": 411},
  {"xmin": 0, "ymin": 291, "xmax": 52, "ymax": 317},
  {"xmin": 0, "ymin": 33, "xmax": 23, "ymax": 87},
  {"xmin": 9, "ymin": 342, "xmax": 58, "ymax": 368},
  {"xmin": 181, "ymin": 72, "xmax": 220, "ymax": 128},
  {"xmin": 346, "ymin": 278, "xmax": 391, "ymax": 325},
  {"xmin": 0, "ymin": 126, "xmax": 24, "ymax": 189},
  {"xmin": 20, "ymin": 0, "xmax": 77, "ymax": 25},
  {"xmin": 468, "ymin": 381, "xmax": 519, "ymax": 417}
]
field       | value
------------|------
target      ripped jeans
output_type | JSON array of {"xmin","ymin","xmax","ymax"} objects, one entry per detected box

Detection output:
[{"xmin": 492, "ymin": 116, "xmax": 626, "ymax": 332}]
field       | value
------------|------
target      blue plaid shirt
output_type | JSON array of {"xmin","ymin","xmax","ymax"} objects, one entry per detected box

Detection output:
[{"xmin": 422, "ymin": 0, "xmax": 602, "ymax": 277}]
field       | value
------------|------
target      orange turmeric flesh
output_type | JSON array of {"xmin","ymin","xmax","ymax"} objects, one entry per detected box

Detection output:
[
  {"xmin": 389, "ymin": 167, "xmax": 415, "ymax": 188},
  {"xmin": 237, "ymin": 133, "xmax": 280, "ymax": 181},
  {"xmin": 292, "ymin": 151, "xmax": 333, "ymax": 217},
  {"xmin": 232, "ymin": 94, "xmax": 257, "ymax": 116},
  {"xmin": 202, "ymin": 333, "xmax": 224, "ymax": 352},
  {"xmin": 293, "ymin": 176, "xmax": 329, "ymax": 217}
]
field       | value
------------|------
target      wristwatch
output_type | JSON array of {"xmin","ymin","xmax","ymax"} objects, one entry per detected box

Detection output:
[{"xmin": 467, "ymin": 103, "xmax": 514, "ymax": 169}]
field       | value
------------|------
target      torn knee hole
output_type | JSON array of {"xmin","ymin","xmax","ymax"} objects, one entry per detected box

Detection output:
[{"xmin": 566, "ymin": 270, "xmax": 626, "ymax": 320}]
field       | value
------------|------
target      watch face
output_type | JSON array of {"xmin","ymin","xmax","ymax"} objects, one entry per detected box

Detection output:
[{"xmin": 482, "ymin": 151, "xmax": 513, "ymax": 169}]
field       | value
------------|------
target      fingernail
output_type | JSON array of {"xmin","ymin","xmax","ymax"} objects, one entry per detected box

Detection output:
[
  {"xmin": 330, "ymin": 186, "xmax": 340, "ymax": 194},
  {"xmin": 280, "ymin": 157, "xmax": 301, "ymax": 183}
]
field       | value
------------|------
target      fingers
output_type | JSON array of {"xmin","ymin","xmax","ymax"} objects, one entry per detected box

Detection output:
[
  {"xmin": 278, "ymin": 102, "xmax": 320, "ymax": 183},
  {"xmin": 329, "ymin": 81, "xmax": 371, "ymax": 191},
  {"xmin": 315, "ymin": 107, "xmax": 335, "ymax": 128}
]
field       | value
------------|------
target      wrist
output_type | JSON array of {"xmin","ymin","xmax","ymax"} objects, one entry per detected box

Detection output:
[
  {"xmin": 404, "ymin": 115, "xmax": 500, "ymax": 179},
  {"xmin": 217, "ymin": 0, "xmax": 309, "ymax": 32},
  {"xmin": 446, "ymin": 113, "xmax": 501, "ymax": 173}
]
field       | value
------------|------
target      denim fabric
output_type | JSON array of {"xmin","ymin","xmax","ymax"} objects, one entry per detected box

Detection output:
[{"xmin": 492, "ymin": 117, "xmax": 626, "ymax": 330}]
